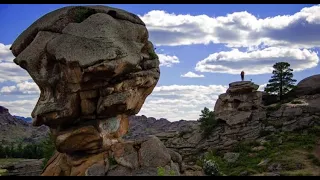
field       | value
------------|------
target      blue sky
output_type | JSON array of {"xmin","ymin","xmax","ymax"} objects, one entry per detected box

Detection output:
[{"xmin": 0, "ymin": 4, "xmax": 319, "ymax": 121}]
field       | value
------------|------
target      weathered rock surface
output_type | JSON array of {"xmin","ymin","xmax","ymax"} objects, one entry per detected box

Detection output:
[
  {"xmin": 124, "ymin": 115, "xmax": 199, "ymax": 140},
  {"xmin": 11, "ymin": 5, "xmax": 173, "ymax": 176},
  {"xmin": 294, "ymin": 74, "xmax": 320, "ymax": 96},
  {"xmin": 215, "ymin": 81, "xmax": 264, "ymax": 126},
  {"xmin": 42, "ymin": 136, "xmax": 183, "ymax": 176},
  {"xmin": 133, "ymin": 77, "xmax": 320, "ymax": 166},
  {"xmin": 11, "ymin": 5, "xmax": 159, "ymax": 133}
]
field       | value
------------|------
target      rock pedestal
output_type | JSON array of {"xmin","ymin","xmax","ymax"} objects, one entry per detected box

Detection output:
[
  {"xmin": 214, "ymin": 81, "xmax": 265, "ymax": 126},
  {"xmin": 11, "ymin": 5, "xmax": 181, "ymax": 176},
  {"xmin": 42, "ymin": 136, "xmax": 182, "ymax": 176}
]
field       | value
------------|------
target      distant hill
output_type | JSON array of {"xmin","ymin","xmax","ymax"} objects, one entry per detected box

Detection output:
[
  {"xmin": 124, "ymin": 115, "xmax": 198, "ymax": 140},
  {"xmin": 0, "ymin": 105, "xmax": 197, "ymax": 146},
  {"xmin": 0, "ymin": 106, "xmax": 49, "ymax": 146},
  {"xmin": 13, "ymin": 116, "xmax": 32, "ymax": 122}
]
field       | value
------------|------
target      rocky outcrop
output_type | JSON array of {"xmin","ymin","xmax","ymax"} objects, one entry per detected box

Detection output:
[
  {"xmin": 10, "ymin": 5, "xmax": 183, "ymax": 176},
  {"xmin": 151, "ymin": 78, "xmax": 320, "ymax": 166},
  {"xmin": 124, "ymin": 115, "xmax": 199, "ymax": 140},
  {"xmin": 214, "ymin": 81, "xmax": 264, "ymax": 126}
]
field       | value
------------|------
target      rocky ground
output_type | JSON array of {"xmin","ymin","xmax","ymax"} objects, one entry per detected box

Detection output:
[{"xmin": 0, "ymin": 158, "xmax": 44, "ymax": 176}]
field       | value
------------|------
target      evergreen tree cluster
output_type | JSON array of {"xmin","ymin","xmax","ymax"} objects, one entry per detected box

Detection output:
[{"xmin": 0, "ymin": 134, "xmax": 55, "ymax": 163}]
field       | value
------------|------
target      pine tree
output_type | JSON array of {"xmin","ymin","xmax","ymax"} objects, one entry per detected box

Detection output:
[
  {"xmin": 0, "ymin": 145, "xmax": 4, "ymax": 158},
  {"xmin": 9, "ymin": 143, "xmax": 15, "ymax": 158},
  {"xmin": 4, "ymin": 146, "xmax": 10, "ymax": 158},
  {"xmin": 264, "ymin": 62, "xmax": 297, "ymax": 101},
  {"xmin": 198, "ymin": 107, "xmax": 217, "ymax": 138},
  {"xmin": 16, "ymin": 143, "xmax": 23, "ymax": 158}
]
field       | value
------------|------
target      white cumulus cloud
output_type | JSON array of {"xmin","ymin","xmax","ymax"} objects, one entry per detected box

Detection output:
[
  {"xmin": 140, "ymin": 5, "xmax": 320, "ymax": 49},
  {"xmin": 138, "ymin": 84, "xmax": 227, "ymax": 121},
  {"xmin": 0, "ymin": 43, "xmax": 31, "ymax": 83},
  {"xmin": 195, "ymin": 47, "xmax": 319, "ymax": 75},
  {"xmin": 258, "ymin": 83, "xmax": 267, "ymax": 91},
  {"xmin": 0, "ymin": 43, "xmax": 15, "ymax": 62},
  {"xmin": 0, "ymin": 98, "xmax": 38, "ymax": 117},
  {"xmin": 0, "ymin": 81, "xmax": 40, "ymax": 95},
  {"xmin": 181, "ymin": 71, "xmax": 205, "ymax": 78},
  {"xmin": 158, "ymin": 53, "xmax": 180, "ymax": 67}
]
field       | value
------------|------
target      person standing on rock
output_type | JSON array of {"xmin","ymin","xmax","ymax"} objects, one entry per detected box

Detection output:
[{"xmin": 241, "ymin": 71, "xmax": 245, "ymax": 81}]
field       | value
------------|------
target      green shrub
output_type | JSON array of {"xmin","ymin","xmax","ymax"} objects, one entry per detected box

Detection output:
[
  {"xmin": 307, "ymin": 154, "xmax": 320, "ymax": 166},
  {"xmin": 259, "ymin": 130, "xmax": 272, "ymax": 137},
  {"xmin": 203, "ymin": 159, "xmax": 221, "ymax": 176},
  {"xmin": 169, "ymin": 170, "xmax": 175, "ymax": 176},
  {"xmin": 157, "ymin": 166, "xmax": 176, "ymax": 176},
  {"xmin": 149, "ymin": 51, "xmax": 158, "ymax": 59},
  {"xmin": 109, "ymin": 157, "xmax": 117, "ymax": 166},
  {"xmin": 157, "ymin": 166, "xmax": 165, "ymax": 176}
]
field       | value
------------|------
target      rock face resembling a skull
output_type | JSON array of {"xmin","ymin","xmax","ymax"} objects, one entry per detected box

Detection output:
[{"xmin": 10, "ymin": 6, "xmax": 160, "ymax": 154}]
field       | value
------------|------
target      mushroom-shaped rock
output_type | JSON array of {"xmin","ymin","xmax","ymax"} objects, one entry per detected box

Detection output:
[{"xmin": 11, "ymin": 5, "xmax": 161, "ymax": 176}]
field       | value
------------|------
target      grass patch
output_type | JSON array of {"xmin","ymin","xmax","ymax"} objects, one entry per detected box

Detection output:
[
  {"xmin": 266, "ymin": 103, "xmax": 282, "ymax": 112},
  {"xmin": 290, "ymin": 100, "xmax": 304, "ymax": 104},
  {"xmin": 200, "ymin": 126, "xmax": 320, "ymax": 176},
  {"xmin": 157, "ymin": 166, "xmax": 165, "ymax": 176},
  {"xmin": 0, "ymin": 158, "xmax": 23, "ymax": 164},
  {"xmin": 0, "ymin": 158, "xmax": 23, "ymax": 176},
  {"xmin": 280, "ymin": 169, "xmax": 313, "ymax": 176},
  {"xmin": 0, "ymin": 169, "xmax": 8, "ymax": 176},
  {"xmin": 307, "ymin": 154, "xmax": 320, "ymax": 166},
  {"xmin": 157, "ymin": 166, "xmax": 176, "ymax": 176}
]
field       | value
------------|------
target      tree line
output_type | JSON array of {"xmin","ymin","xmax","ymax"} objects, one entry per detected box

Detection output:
[{"xmin": 0, "ymin": 134, "xmax": 55, "ymax": 165}]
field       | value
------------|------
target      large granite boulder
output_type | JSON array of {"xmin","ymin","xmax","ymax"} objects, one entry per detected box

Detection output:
[
  {"xmin": 294, "ymin": 74, "xmax": 320, "ymax": 96},
  {"xmin": 10, "ymin": 5, "xmax": 178, "ymax": 176}
]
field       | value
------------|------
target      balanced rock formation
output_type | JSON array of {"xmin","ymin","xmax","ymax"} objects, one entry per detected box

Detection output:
[
  {"xmin": 10, "ymin": 5, "xmax": 182, "ymax": 176},
  {"xmin": 214, "ymin": 81, "xmax": 264, "ymax": 126}
]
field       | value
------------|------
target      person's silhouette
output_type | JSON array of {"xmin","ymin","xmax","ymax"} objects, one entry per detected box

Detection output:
[{"xmin": 241, "ymin": 71, "xmax": 245, "ymax": 81}]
